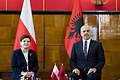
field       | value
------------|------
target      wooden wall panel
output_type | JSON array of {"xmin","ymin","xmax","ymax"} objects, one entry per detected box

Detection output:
[
  {"xmin": 100, "ymin": 15, "xmax": 120, "ymax": 80},
  {"xmin": 33, "ymin": 15, "xmax": 44, "ymax": 44},
  {"xmin": 45, "ymin": 15, "xmax": 70, "ymax": 44},
  {"xmin": 0, "ymin": 14, "xmax": 120, "ymax": 80},
  {"xmin": 45, "ymin": 15, "xmax": 70, "ymax": 70},
  {"xmin": 45, "ymin": 46, "xmax": 70, "ymax": 69},
  {"xmin": 37, "ymin": 46, "xmax": 44, "ymax": 69},
  {"xmin": 0, "ymin": 46, "xmax": 13, "ymax": 71}
]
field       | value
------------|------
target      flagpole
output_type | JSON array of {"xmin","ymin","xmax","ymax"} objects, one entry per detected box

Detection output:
[
  {"xmin": 6, "ymin": 0, "xmax": 7, "ymax": 10},
  {"xmin": 97, "ymin": 14, "xmax": 100, "ymax": 41},
  {"xmin": 43, "ymin": 0, "xmax": 45, "ymax": 10},
  {"xmin": 43, "ymin": 0, "xmax": 46, "ymax": 69},
  {"xmin": 116, "ymin": 0, "xmax": 118, "ymax": 11},
  {"xmin": 43, "ymin": 15, "xmax": 46, "ymax": 69}
]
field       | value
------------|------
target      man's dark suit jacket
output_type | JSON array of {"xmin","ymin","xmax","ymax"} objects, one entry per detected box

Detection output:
[
  {"xmin": 11, "ymin": 49, "xmax": 39, "ymax": 80},
  {"xmin": 70, "ymin": 40, "xmax": 105, "ymax": 78}
]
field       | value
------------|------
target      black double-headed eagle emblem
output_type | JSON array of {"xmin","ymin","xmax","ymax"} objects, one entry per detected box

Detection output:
[{"xmin": 68, "ymin": 13, "xmax": 84, "ymax": 41}]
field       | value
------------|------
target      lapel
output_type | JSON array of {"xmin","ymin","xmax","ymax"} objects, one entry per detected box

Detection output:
[
  {"xmin": 28, "ymin": 50, "xmax": 32, "ymax": 61},
  {"xmin": 87, "ymin": 40, "xmax": 95, "ymax": 59},
  {"xmin": 78, "ymin": 41, "xmax": 85, "ymax": 60},
  {"xmin": 20, "ymin": 49, "xmax": 30, "ymax": 65},
  {"xmin": 20, "ymin": 49, "xmax": 26, "ymax": 62}
]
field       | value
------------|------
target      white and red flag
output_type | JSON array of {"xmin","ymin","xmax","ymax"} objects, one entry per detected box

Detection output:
[
  {"xmin": 14, "ymin": 0, "xmax": 37, "ymax": 54},
  {"xmin": 65, "ymin": 0, "xmax": 84, "ymax": 57},
  {"xmin": 58, "ymin": 63, "xmax": 67, "ymax": 80},
  {"xmin": 51, "ymin": 64, "xmax": 60, "ymax": 80}
]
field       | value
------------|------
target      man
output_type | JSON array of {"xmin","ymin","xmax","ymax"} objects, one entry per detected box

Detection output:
[{"xmin": 70, "ymin": 25, "xmax": 105, "ymax": 80}]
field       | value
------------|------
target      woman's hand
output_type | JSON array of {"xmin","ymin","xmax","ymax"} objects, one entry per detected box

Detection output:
[{"xmin": 25, "ymin": 72, "xmax": 34, "ymax": 78}]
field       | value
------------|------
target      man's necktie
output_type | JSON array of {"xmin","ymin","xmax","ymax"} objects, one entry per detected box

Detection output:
[{"xmin": 84, "ymin": 41, "xmax": 87, "ymax": 59}]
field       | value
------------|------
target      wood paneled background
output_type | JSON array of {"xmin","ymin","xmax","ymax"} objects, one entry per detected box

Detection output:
[{"xmin": 0, "ymin": 14, "xmax": 120, "ymax": 80}]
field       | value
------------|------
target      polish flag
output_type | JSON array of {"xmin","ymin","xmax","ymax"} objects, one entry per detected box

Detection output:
[
  {"xmin": 51, "ymin": 64, "xmax": 60, "ymax": 80},
  {"xmin": 14, "ymin": 0, "xmax": 37, "ymax": 54}
]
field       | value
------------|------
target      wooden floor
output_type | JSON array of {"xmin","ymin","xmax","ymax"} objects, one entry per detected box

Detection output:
[
  {"xmin": 0, "ymin": 70, "xmax": 51, "ymax": 80},
  {"xmin": 0, "ymin": 70, "xmax": 70, "ymax": 80}
]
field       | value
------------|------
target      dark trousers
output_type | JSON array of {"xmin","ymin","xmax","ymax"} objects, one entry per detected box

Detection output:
[
  {"xmin": 80, "ymin": 69, "xmax": 101, "ymax": 80},
  {"xmin": 68, "ymin": 70, "xmax": 101, "ymax": 80}
]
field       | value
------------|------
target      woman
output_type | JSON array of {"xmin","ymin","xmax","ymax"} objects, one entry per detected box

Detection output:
[{"xmin": 11, "ymin": 34, "xmax": 39, "ymax": 80}]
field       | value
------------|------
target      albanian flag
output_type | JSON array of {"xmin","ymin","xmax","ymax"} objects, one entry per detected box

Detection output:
[
  {"xmin": 58, "ymin": 63, "xmax": 67, "ymax": 80},
  {"xmin": 65, "ymin": 0, "xmax": 84, "ymax": 57}
]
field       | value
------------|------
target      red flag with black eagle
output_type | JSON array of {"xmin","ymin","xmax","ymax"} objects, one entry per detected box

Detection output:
[
  {"xmin": 65, "ymin": 0, "xmax": 84, "ymax": 57},
  {"xmin": 58, "ymin": 63, "xmax": 67, "ymax": 80}
]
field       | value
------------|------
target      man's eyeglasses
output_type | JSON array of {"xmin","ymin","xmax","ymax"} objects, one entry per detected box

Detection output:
[{"xmin": 82, "ymin": 30, "xmax": 90, "ymax": 33}]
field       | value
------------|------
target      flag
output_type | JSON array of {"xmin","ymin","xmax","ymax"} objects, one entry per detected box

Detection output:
[
  {"xmin": 58, "ymin": 63, "xmax": 67, "ymax": 80},
  {"xmin": 51, "ymin": 64, "xmax": 60, "ymax": 80},
  {"xmin": 14, "ymin": 0, "xmax": 37, "ymax": 54},
  {"xmin": 65, "ymin": 0, "xmax": 84, "ymax": 57}
]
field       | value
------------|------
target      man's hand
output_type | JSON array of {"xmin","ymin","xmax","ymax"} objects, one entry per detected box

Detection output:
[
  {"xmin": 87, "ymin": 68, "xmax": 97, "ymax": 75},
  {"xmin": 72, "ymin": 68, "xmax": 80, "ymax": 75}
]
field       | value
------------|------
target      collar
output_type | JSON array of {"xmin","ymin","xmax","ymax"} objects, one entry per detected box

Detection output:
[{"xmin": 83, "ymin": 38, "xmax": 91, "ymax": 43}]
